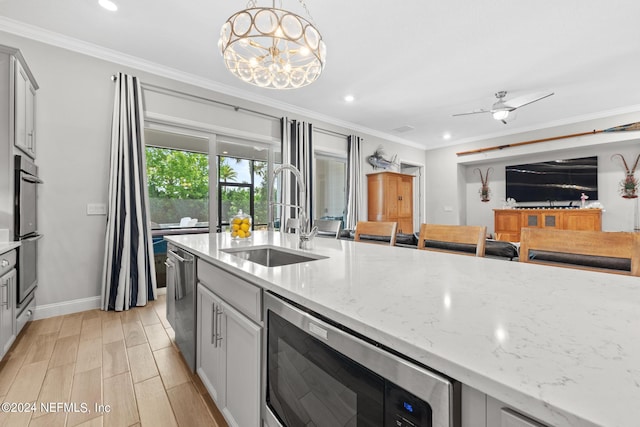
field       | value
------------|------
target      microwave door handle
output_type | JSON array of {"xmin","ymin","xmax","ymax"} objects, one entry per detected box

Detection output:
[{"xmin": 21, "ymin": 175, "xmax": 44, "ymax": 184}]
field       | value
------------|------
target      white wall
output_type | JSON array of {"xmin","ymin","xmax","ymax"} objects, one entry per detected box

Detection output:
[{"xmin": 425, "ymin": 112, "xmax": 640, "ymax": 233}]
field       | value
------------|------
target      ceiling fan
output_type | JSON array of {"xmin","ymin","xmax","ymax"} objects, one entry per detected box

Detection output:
[{"xmin": 453, "ymin": 91, "xmax": 554, "ymax": 124}]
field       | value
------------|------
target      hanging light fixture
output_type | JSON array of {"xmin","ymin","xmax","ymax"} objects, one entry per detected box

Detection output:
[{"xmin": 218, "ymin": 0, "xmax": 326, "ymax": 89}]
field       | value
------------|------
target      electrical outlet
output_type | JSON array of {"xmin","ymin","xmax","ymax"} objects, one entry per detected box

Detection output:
[{"xmin": 87, "ymin": 203, "xmax": 107, "ymax": 215}]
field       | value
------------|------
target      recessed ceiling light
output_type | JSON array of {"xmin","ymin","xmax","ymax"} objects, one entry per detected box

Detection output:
[
  {"xmin": 344, "ymin": 95, "xmax": 355, "ymax": 103},
  {"xmin": 99, "ymin": 0, "xmax": 118, "ymax": 11},
  {"xmin": 222, "ymin": 151, "xmax": 228, "ymax": 154},
  {"xmin": 443, "ymin": 132, "xmax": 452, "ymax": 140}
]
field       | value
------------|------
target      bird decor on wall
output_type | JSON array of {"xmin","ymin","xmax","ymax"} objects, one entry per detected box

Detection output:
[
  {"xmin": 367, "ymin": 146, "xmax": 398, "ymax": 170},
  {"xmin": 611, "ymin": 153, "xmax": 640, "ymax": 199},
  {"xmin": 474, "ymin": 167, "xmax": 493, "ymax": 202}
]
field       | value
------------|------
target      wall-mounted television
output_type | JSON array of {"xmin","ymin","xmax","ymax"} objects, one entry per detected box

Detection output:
[{"xmin": 505, "ymin": 156, "xmax": 598, "ymax": 203}]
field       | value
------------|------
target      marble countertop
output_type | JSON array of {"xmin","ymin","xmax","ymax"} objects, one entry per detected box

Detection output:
[
  {"xmin": 166, "ymin": 231, "xmax": 640, "ymax": 427},
  {"xmin": 0, "ymin": 241, "xmax": 20, "ymax": 254}
]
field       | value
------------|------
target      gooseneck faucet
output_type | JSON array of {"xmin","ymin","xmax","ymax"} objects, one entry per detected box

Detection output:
[{"xmin": 270, "ymin": 164, "xmax": 317, "ymax": 248}]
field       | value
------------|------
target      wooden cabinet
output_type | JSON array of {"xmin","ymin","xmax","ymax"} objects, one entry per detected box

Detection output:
[
  {"xmin": 0, "ymin": 249, "xmax": 16, "ymax": 359},
  {"xmin": 367, "ymin": 172, "xmax": 414, "ymax": 234},
  {"xmin": 196, "ymin": 261, "xmax": 262, "ymax": 427},
  {"xmin": 12, "ymin": 51, "xmax": 38, "ymax": 159},
  {"xmin": 494, "ymin": 209, "xmax": 602, "ymax": 242}
]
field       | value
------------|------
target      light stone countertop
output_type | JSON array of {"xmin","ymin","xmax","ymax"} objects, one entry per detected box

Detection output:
[
  {"xmin": 0, "ymin": 241, "xmax": 20, "ymax": 255},
  {"xmin": 166, "ymin": 231, "xmax": 640, "ymax": 427}
]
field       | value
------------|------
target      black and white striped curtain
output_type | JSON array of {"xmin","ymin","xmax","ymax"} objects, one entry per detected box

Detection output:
[
  {"xmin": 279, "ymin": 117, "xmax": 314, "ymax": 229},
  {"xmin": 101, "ymin": 72, "xmax": 156, "ymax": 311},
  {"xmin": 345, "ymin": 135, "xmax": 362, "ymax": 230}
]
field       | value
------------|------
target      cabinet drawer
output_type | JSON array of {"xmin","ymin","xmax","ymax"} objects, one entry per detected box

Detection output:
[
  {"xmin": 501, "ymin": 408, "xmax": 548, "ymax": 427},
  {"xmin": 197, "ymin": 259, "xmax": 262, "ymax": 323}
]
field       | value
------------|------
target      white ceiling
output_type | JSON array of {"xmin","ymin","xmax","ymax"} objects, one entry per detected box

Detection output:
[{"xmin": 1, "ymin": 0, "xmax": 640, "ymax": 150}]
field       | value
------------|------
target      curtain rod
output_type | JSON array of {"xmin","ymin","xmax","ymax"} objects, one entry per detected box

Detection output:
[
  {"xmin": 314, "ymin": 127, "xmax": 349, "ymax": 139},
  {"xmin": 111, "ymin": 75, "xmax": 280, "ymax": 121},
  {"xmin": 111, "ymin": 75, "xmax": 352, "ymax": 139}
]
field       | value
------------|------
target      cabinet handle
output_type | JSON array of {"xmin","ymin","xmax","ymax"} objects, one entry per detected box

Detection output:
[
  {"xmin": 1, "ymin": 281, "xmax": 7, "ymax": 308},
  {"xmin": 215, "ymin": 306, "xmax": 224, "ymax": 346},
  {"xmin": 211, "ymin": 302, "xmax": 217, "ymax": 346}
]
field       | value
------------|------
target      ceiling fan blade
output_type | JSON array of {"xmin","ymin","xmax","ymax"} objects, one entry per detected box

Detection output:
[
  {"xmin": 452, "ymin": 109, "xmax": 491, "ymax": 117},
  {"xmin": 504, "ymin": 92, "xmax": 554, "ymax": 109}
]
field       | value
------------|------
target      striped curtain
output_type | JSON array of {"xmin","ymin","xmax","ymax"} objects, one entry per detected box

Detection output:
[
  {"xmin": 279, "ymin": 118, "xmax": 314, "ymax": 230},
  {"xmin": 101, "ymin": 73, "xmax": 156, "ymax": 311},
  {"xmin": 345, "ymin": 135, "xmax": 362, "ymax": 230}
]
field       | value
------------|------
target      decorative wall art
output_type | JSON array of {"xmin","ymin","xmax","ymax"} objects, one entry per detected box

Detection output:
[
  {"xmin": 367, "ymin": 146, "xmax": 398, "ymax": 170},
  {"xmin": 611, "ymin": 153, "xmax": 640, "ymax": 199},
  {"xmin": 474, "ymin": 167, "xmax": 493, "ymax": 202}
]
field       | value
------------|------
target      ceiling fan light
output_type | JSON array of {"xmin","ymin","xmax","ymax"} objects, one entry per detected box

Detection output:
[{"xmin": 492, "ymin": 110, "xmax": 509, "ymax": 121}]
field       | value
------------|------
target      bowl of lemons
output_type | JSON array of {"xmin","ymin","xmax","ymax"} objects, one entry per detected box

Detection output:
[{"xmin": 230, "ymin": 210, "xmax": 252, "ymax": 240}]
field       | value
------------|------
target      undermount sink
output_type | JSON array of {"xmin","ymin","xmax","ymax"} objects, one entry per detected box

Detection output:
[{"xmin": 221, "ymin": 246, "xmax": 327, "ymax": 267}]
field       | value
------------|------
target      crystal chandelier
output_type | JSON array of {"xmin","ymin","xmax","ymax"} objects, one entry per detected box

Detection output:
[{"xmin": 218, "ymin": 0, "xmax": 326, "ymax": 89}]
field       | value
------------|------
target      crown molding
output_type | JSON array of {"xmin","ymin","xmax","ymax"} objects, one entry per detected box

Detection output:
[{"xmin": 0, "ymin": 16, "xmax": 424, "ymax": 150}]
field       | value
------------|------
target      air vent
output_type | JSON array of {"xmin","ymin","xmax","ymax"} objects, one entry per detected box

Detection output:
[{"xmin": 392, "ymin": 125, "xmax": 415, "ymax": 133}]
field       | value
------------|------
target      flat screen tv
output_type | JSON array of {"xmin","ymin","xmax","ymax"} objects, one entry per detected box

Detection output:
[{"xmin": 505, "ymin": 156, "xmax": 598, "ymax": 203}]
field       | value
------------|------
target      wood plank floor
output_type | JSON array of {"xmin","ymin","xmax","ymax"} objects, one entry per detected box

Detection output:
[{"xmin": 0, "ymin": 294, "xmax": 228, "ymax": 427}]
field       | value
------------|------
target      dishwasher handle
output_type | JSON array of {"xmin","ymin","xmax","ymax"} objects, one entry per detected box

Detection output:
[{"xmin": 167, "ymin": 249, "xmax": 193, "ymax": 264}]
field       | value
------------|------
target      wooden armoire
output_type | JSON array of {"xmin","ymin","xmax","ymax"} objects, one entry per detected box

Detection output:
[{"xmin": 367, "ymin": 172, "xmax": 414, "ymax": 234}]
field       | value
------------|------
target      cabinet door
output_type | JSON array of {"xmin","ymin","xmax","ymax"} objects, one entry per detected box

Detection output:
[
  {"xmin": 218, "ymin": 297, "xmax": 261, "ymax": 427},
  {"xmin": 196, "ymin": 283, "xmax": 225, "ymax": 406},
  {"xmin": 14, "ymin": 60, "xmax": 27, "ymax": 154},
  {"xmin": 396, "ymin": 176, "xmax": 413, "ymax": 233},
  {"xmin": 563, "ymin": 210, "xmax": 601, "ymax": 231},
  {"xmin": 26, "ymin": 82, "xmax": 36, "ymax": 156},
  {"xmin": 0, "ymin": 269, "xmax": 16, "ymax": 357},
  {"xmin": 494, "ymin": 210, "xmax": 521, "ymax": 241},
  {"xmin": 13, "ymin": 59, "xmax": 36, "ymax": 158},
  {"xmin": 540, "ymin": 213, "xmax": 558, "ymax": 229}
]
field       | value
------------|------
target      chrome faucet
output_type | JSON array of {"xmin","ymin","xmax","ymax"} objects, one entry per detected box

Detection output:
[{"xmin": 271, "ymin": 164, "xmax": 317, "ymax": 248}]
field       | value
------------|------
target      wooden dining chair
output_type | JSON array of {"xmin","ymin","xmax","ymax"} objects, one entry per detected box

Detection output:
[
  {"xmin": 417, "ymin": 223, "xmax": 487, "ymax": 257},
  {"xmin": 354, "ymin": 221, "xmax": 398, "ymax": 246},
  {"xmin": 520, "ymin": 228, "xmax": 640, "ymax": 276},
  {"xmin": 314, "ymin": 219, "xmax": 342, "ymax": 238}
]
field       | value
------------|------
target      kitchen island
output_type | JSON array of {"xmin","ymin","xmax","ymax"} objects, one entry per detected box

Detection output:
[{"xmin": 166, "ymin": 231, "xmax": 640, "ymax": 427}]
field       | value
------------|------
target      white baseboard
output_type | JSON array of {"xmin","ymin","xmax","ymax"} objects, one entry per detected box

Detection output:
[
  {"xmin": 32, "ymin": 290, "xmax": 166, "ymax": 320},
  {"xmin": 32, "ymin": 296, "xmax": 102, "ymax": 320}
]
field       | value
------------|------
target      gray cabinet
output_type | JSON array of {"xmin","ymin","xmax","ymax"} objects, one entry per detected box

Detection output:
[
  {"xmin": 196, "ymin": 260, "xmax": 262, "ymax": 427},
  {"xmin": 13, "ymin": 55, "xmax": 37, "ymax": 158},
  {"xmin": 462, "ymin": 385, "xmax": 550, "ymax": 427},
  {"xmin": 0, "ymin": 249, "xmax": 17, "ymax": 359},
  {"xmin": 0, "ymin": 45, "xmax": 38, "ymax": 237}
]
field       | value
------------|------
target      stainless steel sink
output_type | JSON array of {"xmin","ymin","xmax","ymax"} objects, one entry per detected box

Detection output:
[{"xmin": 221, "ymin": 246, "xmax": 327, "ymax": 267}]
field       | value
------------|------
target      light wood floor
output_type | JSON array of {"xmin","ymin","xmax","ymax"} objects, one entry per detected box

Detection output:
[{"xmin": 0, "ymin": 294, "xmax": 228, "ymax": 427}]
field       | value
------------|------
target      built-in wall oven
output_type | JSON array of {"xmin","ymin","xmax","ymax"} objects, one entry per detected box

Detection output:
[
  {"xmin": 14, "ymin": 154, "xmax": 42, "ymax": 311},
  {"xmin": 263, "ymin": 292, "xmax": 460, "ymax": 427}
]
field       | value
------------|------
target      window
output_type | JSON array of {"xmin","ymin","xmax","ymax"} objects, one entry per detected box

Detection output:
[
  {"xmin": 315, "ymin": 154, "xmax": 346, "ymax": 225},
  {"xmin": 218, "ymin": 156, "xmax": 268, "ymax": 230},
  {"xmin": 145, "ymin": 146, "xmax": 209, "ymax": 229}
]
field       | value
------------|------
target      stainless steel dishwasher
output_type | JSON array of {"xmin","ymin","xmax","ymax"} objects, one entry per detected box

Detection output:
[{"xmin": 166, "ymin": 243, "xmax": 196, "ymax": 372}]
